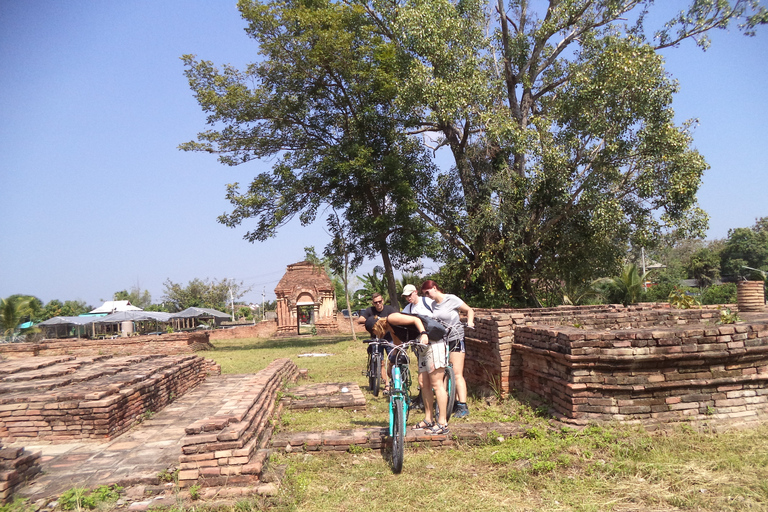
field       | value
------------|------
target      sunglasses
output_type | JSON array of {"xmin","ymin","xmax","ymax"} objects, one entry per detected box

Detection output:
[{"xmin": 372, "ymin": 300, "xmax": 383, "ymax": 304}]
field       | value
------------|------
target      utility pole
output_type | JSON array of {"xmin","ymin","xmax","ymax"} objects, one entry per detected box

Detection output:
[
  {"xmin": 641, "ymin": 247, "xmax": 647, "ymax": 290},
  {"xmin": 229, "ymin": 287, "xmax": 235, "ymax": 321},
  {"xmin": 262, "ymin": 287, "xmax": 266, "ymax": 321}
]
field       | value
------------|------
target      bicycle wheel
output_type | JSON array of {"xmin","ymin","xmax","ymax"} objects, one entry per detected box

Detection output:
[
  {"xmin": 391, "ymin": 398, "xmax": 405, "ymax": 474},
  {"xmin": 443, "ymin": 366, "xmax": 456, "ymax": 422},
  {"xmin": 369, "ymin": 353, "xmax": 381, "ymax": 397}
]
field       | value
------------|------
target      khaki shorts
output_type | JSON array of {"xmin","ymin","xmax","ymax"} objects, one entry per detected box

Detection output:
[{"xmin": 418, "ymin": 341, "xmax": 448, "ymax": 374}]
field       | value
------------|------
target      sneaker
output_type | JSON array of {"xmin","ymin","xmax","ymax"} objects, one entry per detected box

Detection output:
[{"xmin": 453, "ymin": 403, "xmax": 469, "ymax": 418}]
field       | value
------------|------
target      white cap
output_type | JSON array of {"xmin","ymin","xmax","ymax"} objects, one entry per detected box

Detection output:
[{"xmin": 402, "ymin": 284, "xmax": 417, "ymax": 296}]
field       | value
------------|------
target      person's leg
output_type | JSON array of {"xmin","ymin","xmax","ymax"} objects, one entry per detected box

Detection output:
[
  {"xmin": 450, "ymin": 350, "xmax": 467, "ymax": 403},
  {"xmin": 419, "ymin": 371, "xmax": 436, "ymax": 424},
  {"xmin": 380, "ymin": 344, "xmax": 389, "ymax": 390},
  {"xmin": 414, "ymin": 347, "xmax": 435, "ymax": 427},
  {"xmin": 429, "ymin": 368, "xmax": 448, "ymax": 426}
]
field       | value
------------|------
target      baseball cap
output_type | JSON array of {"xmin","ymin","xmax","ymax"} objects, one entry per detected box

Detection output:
[{"xmin": 402, "ymin": 284, "xmax": 417, "ymax": 296}]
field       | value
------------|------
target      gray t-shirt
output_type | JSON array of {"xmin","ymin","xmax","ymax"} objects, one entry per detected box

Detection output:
[{"xmin": 431, "ymin": 294, "xmax": 464, "ymax": 341}]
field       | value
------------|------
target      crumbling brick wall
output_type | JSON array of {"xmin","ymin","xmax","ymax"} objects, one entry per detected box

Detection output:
[
  {"xmin": 0, "ymin": 332, "xmax": 213, "ymax": 359},
  {"xmin": 0, "ymin": 444, "xmax": 41, "ymax": 505},
  {"xmin": 0, "ymin": 355, "xmax": 220, "ymax": 442},
  {"xmin": 464, "ymin": 304, "xmax": 768, "ymax": 426},
  {"xmin": 177, "ymin": 358, "xmax": 298, "ymax": 488}
]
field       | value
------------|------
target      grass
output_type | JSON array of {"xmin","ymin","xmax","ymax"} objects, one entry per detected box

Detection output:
[{"xmin": 201, "ymin": 334, "xmax": 768, "ymax": 511}]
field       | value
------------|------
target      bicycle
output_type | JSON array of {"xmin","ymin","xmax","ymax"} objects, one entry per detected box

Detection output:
[
  {"xmin": 364, "ymin": 338, "xmax": 422, "ymax": 473},
  {"xmin": 363, "ymin": 339, "xmax": 383, "ymax": 397}
]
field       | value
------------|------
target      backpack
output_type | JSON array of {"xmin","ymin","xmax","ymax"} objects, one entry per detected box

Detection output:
[{"xmin": 414, "ymin": 314, "xmax": 447, "ymax": 341}]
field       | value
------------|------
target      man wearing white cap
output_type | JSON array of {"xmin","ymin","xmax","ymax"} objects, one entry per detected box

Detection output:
[{"xmin": 402, "ymin": 284, "xmax": 435, "ymax": 316}]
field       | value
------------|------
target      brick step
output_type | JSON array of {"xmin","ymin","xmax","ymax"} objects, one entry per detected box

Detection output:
[
  {"xmin": 270, "ymin": 422, "xmax": 526, "ymax": 452},
  {"xmin": 177, "ymin": 358, "xmax": 298, "ymax": 488},
  {"xmin": 0, "ymin": 355, "xmax": 187, "ymax": 397},
  {"xmin": 283, "ymin": 382, "xmax": 366, "ymax": 410},
  {"xmin": 0, "ymin": 356, "xmax": 79, "ymax": 376}
]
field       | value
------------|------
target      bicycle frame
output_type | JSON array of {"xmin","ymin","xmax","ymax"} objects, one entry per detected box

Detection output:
[{"xmin": 387, "ymin": 342, "xmax": 415, "ymax": 434}]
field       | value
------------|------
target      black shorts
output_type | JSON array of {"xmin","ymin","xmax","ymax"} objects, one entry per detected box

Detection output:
[{"xmin": 448, "ymin": 337, "xmax": 465, "ymax": 353}]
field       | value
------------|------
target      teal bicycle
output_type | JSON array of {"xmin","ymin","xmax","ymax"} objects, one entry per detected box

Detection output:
[{"xmin": 365, "ymin": 338, "xmax": 421, "ymax": 473}]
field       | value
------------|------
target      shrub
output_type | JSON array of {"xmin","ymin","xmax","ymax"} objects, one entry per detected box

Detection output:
[{"xmin": 701, "ymin": 283, "xmax": 737, "ymax": 305}]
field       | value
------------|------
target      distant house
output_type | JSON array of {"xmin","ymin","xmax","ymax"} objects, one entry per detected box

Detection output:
[{"xmin": 81, "ymin": 300, "xmax": 143, "ymax": 317}]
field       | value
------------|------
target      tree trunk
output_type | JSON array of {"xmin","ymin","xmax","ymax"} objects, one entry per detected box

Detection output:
[{"xmin": 379, "ymin": 244, "xmax": 400, "ymax": 310}]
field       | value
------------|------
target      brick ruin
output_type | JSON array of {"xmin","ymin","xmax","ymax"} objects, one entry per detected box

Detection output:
[
  {"xmin": 0, "ymin": 444, "xmax": 41, "ymax": 505},
  {"xmin": 464, "ymin": 303, "xmax": 768, "ymax": 427},
  {"xmin": 177, "ymin": 358, "xmax": 298, "ymax": 488},
  {"xmin": 274, "ymin": 261, "xmax": 338, "ymax": 335},
  {"xmin": 0, "ymin": 331, "xmax": 214, "ymax": 359},
  {"xmin": 3, "ymin": 298, "xmax": 768, "ymax": 501},
  {"xmin": 0, "ymin": 354, "xmax": 219, "ymax": 442}
]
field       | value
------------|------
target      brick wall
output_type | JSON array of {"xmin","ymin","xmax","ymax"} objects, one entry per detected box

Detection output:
[
  {"xmin": 209, "ymin": 321, "xmax": 278, "ymax": 340},
  {"xmin": 0, "ymin": 332, "xmax": 213, "ymax": 359},
  {"xmin": 464, "ymin": 304, "xmax": 768, "ymax": 426},
  {"xmin": 177, "ymin": 358, "xmax": 298, "ymax": 488},
  {"xmin": 0, "ymin": 355, "xmax": 220, "ymax": 442},
  {"xmin": 0, "ymin": 444, "xmax": 41, "ymax": 504}
]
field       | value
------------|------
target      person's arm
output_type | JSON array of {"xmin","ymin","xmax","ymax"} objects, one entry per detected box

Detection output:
[
  {"xmin": 458, "ymin": 301, "xmax": 474, "ymax": 329},
  {"xmin": 386, "ymin": 312, "xmax": 429, "ymax": 344},
  {"xmin": 357, "ymin": 310, "xmax": 368, "ymax": 324}
]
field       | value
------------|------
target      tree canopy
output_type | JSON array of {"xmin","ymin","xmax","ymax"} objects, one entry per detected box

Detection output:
[
  {"xmin": 113, "ymin": 286, "xmax": 152, "ymax": 309},
  {"xmin": 183, "ymin": 0, "xmax": 766, "ymax": 307},
  {"xmin": 161, "ymin": 277, "xmax": 251, "ymax": 313}
]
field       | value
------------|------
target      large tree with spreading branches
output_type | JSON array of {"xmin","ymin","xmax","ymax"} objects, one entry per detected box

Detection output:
[{"xmin": 182, "ymin": 0, "xmax": 765, "ymax": 306}]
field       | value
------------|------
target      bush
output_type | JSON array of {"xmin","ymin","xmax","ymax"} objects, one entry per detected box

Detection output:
[{"xmin": 701, "ymin": 283, "xmax": 737, "ymax": 305}]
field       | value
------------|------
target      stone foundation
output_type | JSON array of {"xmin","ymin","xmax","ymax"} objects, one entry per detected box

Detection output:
[
  {"xmin": 177, "ymin": 358, "xmax": 298, "ymax": 488},
  {"xmin": 0, "ymin": 332, "xmax": 213, "ymax": 359},
  {"xmin": 0, "ymin": 444, "xmax": 41, "ymax": 505},
  {"xmin": 464, "ymin": 303, "xmax": 768, "ymax": 427},
  {"xmin": 0, "ymin": 354, "xmax": 220, "ymax": 442}
]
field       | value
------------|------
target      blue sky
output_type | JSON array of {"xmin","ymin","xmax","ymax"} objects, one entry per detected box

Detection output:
[{"xmin": 1, "ymin": 1, "xmax": 766, "ymax": 308}]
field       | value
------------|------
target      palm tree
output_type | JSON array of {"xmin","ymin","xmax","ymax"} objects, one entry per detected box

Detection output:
[
  {"xmin": 0, "ymin": 296, "xmax": 37, "ymax": 340},
  {"xmin": 355, "ymin": 266, "xmax": 390, "ymax": 305},
  {"xmin": 593, "ymin": 264, "xmax": 647, "ymax": 306}
]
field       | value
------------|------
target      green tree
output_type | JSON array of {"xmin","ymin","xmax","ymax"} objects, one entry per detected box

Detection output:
[
  {"xmin": 42, "ymin": 299, "xmax": 64, "ymax": 320},
  {"xmin": 701, "ymin": 283, "xmax": 738, "ymax": 305},
  {"xmin": 688, "ymin": 247, "xmax": 722, "ymax": 288},
  {"xmin": 162, "ymin": 278, "xmax": 251, "ymax": 313},
  {"xmin": 354, "ymin": 266, "xmax": 390, "ymax": 305},
  {"xmin": 183, "ymin": 0, "xmax": 765, "ymax": 307},
  {"xmin": 721, "ymin": 217, "xmax": 768, "ymax": 278},
  {"xmin": 61, "ymin": 300, "xmax": 91, "ymax": 317},
  {"xmin": 113, "ymin": 286, "xmax": 152, "ymax": 309},
  {"xmin": 0, "ymin": 296, "xmax": 38, "ymax": 339},
  {"xmin": 6, "ymin": 294, "xmax": 44, "ymax": 323},
  {"xmin": 181, "ymin": 0, "xmax": 437, "ymax": 306}
]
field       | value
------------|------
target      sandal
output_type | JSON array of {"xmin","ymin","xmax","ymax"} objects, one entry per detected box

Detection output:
[
  {"xmin": 428, "ymin": 423, "xmax": 450, "ymax": 436},
  {"xmin": 412, "ymin": 419, "xmax": 434, "ymax": 430},
  {"xmin": 383, "ymin": 384, "xmax": 390, "ymax": 396}
]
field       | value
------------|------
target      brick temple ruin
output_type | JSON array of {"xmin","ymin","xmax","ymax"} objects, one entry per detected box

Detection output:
[
  {"xmin": 465, "ymin": 290, "xmax": 768, "ymax": 427},
  {"xmin": 274, "ymin": 261, "xmax": 338, "ymax": 335}
]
